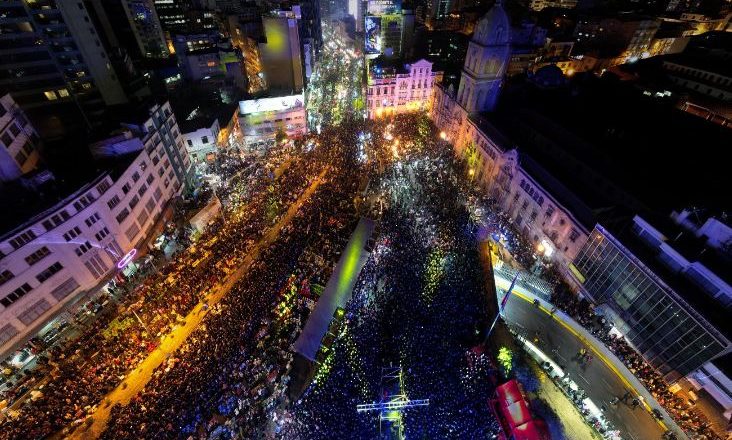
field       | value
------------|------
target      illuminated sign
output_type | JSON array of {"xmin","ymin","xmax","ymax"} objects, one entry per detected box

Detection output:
[
  {"xmin": 117, "ymin": 248, "xmax": 138, "ymax": 269},
  {"xmin": 367, "ymin": 0, "xmax": 401, "ymax": 14},
  {"xmin": 365, "ymin": 16, "xmax": 382, "ymax": 54},
  {"xmin": 239, "ymin": 94, "xmax": 304, "ymax": 115}
]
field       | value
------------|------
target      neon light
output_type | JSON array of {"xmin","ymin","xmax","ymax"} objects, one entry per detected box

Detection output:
[{"xmin": 117, "ymin": 248, "xmax": 137, "ymax": 269}]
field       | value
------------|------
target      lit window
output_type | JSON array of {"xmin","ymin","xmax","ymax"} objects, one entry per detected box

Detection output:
[
  {"xmin": 44, "ymin": 91, "xmax": 58, "ymax": 100},
  {"xmin": 58, "ymin": 88, "xmax": 70, "ymax": 97}
]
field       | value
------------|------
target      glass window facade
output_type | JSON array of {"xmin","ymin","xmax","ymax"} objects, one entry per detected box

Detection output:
[{"xmin": 573, "ymin": 226, "xmax": 728, "ymax": 380}]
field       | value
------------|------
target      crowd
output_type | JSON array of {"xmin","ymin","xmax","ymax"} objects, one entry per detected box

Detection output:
[
  {"xmin": 0, "ymin": 138, "xmax": 319, "ymax": 440},
  {"xmin": 551, "ymin": 289, "xmax": 723, "ymax": 440},
  {"xmin": 280, "ymin": 114, "xmax": 504, "ymax": 439}
]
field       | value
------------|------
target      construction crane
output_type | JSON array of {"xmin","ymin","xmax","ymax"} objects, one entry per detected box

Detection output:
[{"xmin": 357, "ymin": 366, "xmax": 429, "ymax": 440}]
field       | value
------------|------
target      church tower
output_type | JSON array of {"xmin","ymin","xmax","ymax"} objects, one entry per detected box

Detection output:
[{"xmin": 456, "ymin": 1, "xmax": 511, "ymax": 113}]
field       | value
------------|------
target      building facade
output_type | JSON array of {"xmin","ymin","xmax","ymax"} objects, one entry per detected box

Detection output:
[
  {"xmin": 238, "ymin": 94, "xmax": 306, "ymax": 148},
  {"xmin": 0, "ymin": 94, "xmax": 40, "ymax": 183},
  {"xmin": 571, "ymin": 221, "xmax": 731, "ymax": 380},
  {"xmin": 259, "ymin": 15, "xmax": 304, "ymax": 94},
  {"xmin": 182, "ymin": 118, "xmax": 220, "ymax": 163},
  {"xmin": 0, "ymin": 0, "xmax": 128, "ymax": 114},
  {"xmin": 0, "ymin": 102, "xmax": 189, "ymax": 357},
  {"xmin": 366, "ymin": 59, "xmax": 437, "ymax": 119}
]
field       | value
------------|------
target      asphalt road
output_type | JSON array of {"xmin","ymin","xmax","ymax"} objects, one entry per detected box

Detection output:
[{"xmin": 501, "ymin": 291, "xmax": 669, "ymax": 440}]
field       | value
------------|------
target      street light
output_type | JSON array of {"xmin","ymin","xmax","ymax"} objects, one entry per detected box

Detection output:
[{"xmin": 439, "ymin": 131, "xmax": 447, "ymax": 140}]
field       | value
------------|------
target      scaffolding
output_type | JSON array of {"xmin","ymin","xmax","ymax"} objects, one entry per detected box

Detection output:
[{"xmin": 357, "ymin": 366, "xmax": 429, "ymax": 439}]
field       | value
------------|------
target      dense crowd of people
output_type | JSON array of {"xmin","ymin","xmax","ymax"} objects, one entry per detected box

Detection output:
[{"xmin": 551, "ymin": 290, "xmax": 723, "ymax": 440}]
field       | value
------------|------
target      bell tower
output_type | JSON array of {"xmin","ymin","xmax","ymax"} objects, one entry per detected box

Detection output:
[{"xmin": 457, "ymin": 1, "xmax": 511, "ymax": 113}]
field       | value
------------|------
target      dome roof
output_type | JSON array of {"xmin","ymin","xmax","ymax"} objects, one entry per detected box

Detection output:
[{"xmin": 473, "ymin": 1, "xmax": 510, "ymax": 46}]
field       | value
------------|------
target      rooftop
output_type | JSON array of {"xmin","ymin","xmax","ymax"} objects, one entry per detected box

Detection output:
[
  {"xmin": 495, "ymin": 75, "xmax": 732, "ymax": 216},
  {"xmin": 608, "ymin": 220, "xmax": 732, "ymax": 343}
]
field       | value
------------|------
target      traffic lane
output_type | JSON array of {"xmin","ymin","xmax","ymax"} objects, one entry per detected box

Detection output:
[{"xmin": 503, "ymin": 298, "xmax": 667, "ymax": 440}]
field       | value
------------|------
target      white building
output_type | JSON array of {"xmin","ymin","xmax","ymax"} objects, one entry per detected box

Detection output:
[
  {"xmin": 0, "ymin": 94, "xmax": 40, "ymax": 182},
  {"xmin": 0, "ymin": 102, "xmax": 190, "ymax": 358},
  {"xmin": 238, "ymin": 94, "xmax": 306, "ymax": 148},
  {"xmin": 366, "ymin": 59, "xmax": 437, "ymax": 119},
  {"xmin": 182, "ymin": 118, "xmax": 221, "ymax": 163}
]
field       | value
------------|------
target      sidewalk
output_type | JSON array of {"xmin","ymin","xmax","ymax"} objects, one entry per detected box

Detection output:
[{"xmin": 66, "ymin": 169, "xmax": 327, "ymax": 440}]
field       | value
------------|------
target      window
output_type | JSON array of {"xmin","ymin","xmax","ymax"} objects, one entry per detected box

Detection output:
[
  {"xmin": 146, "ymin": 174, "xmax": 154, "ymax": 185},
  {"xmin": 137, "ymin": 184, "xmax": 148, "ymax": 198},
  {"xmin": 85, "ymin": 254, "xmax": 108, "ymax": 279},
  {"xmin": 153, "ymin": 188, "xmax": 162, "ymax": 202},
  {"xmin": 25, "ymin": 246, "xmax": 51, "ymax": 265},
  {"xmin": 75, "ymin": 241, "xmax": 93, "ymax": 257},
  {"xmin": 1, "ymin": 132, "xmax": 12, "ymax": 147},
  {"xmin": 187, "ymin": 139, "xmax": 193, "ymax": 146},
  {"xmin": 115, "ymin": 208, "xmax": 130, "ymax": 224},
  {"xmin": 145, "ymin": 197, "xmax": 156, "ymax": 214},
  {"xmin": 62, "ymin": 226, "xmax": 81, "ymax": 241},
  {"xmin": 73, "ymin": 193, "xmax": 95, "ymax": 211},
  {"xmin": 107, "ymin": 195, "xmax": 121, "ymax": 209},
  {"xmin": 9, "ymin": 123, "xmax": 21, "ymax": 136},
  {"xmin": 125, "ymin": 223, "xmax": 140, "ymax": 241},
  {"xmin": 44, "ymin": 90, "xmax": 58, "ymax": 100},
  {"xmin": 0, "ymin": 270, "xmax": 14, "ymax": 287},
  {"xmin": 95, "ymin": 227, "xmax": 110, "ymax": 241},
  {"xmin": 96, "ymin": 180, "xmax": 111, "ymax": 195},
  {"xmin": 58, "ymin": 89, "xmax": 69, "ymax": 98},
  {"xmin": 569, "ymin": 228, "xmax": 580, "ymax": 242},
  {"xmin": 50, "ymin": 277, "xmax": 79, "ymax": 301},
  {"xmin": 140, "ymin": 160, "xmax": 147, "ymax": 172},
  {"xmin": 17, "ymin": 299, "xmax": 52, "ymax": 325},
  {"xmin": 36, "ymin": 262, "xmax": 63, "ymax": 283},
  {"xmin": 121, "ymin": 183, "xmax": 131, "ymax": 194},
  {"xmin": 85, "ymin": 212, "xmax": 101, "ymax": 227},
  {"xmin": 129, "ymin": 195, "xmax": 140, "ymax": 209},
  {"xmin": 132, "ymin": 171, "xmax": 140, "ymax": 183},
  {"xmin": 10, "ymin": 229, "xmax": 37, "ymax": 250},
  {"xmin": 1, "ymin": 283, "xmax": 32, "ymax": 307},
  {"xmin": 15, "ymin": 151, "xmax": 27, "ymax": 165}
]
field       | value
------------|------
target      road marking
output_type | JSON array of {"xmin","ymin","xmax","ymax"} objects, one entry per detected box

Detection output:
[
  {"xmin": 577, "ymin": 373, "xmax": 590, "ymax": 385},
  {"xmin": 509, "ymin": 290, "xmax": 670, "ymax": 431}
]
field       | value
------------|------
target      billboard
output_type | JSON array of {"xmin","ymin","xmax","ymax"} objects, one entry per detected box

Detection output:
[
  {"xmin": 367, "ymin": 0, "xmax": 401, "ymax": 14},
  {"xmin": 365, "ymin": 16, "xmax": 382, "ymax": 54}
]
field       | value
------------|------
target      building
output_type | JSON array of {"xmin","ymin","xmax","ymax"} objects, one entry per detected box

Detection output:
[
  {"xmin": 574, "ymin": 15, "xmax": 661, "ymax": 65},
  {"xmin": 366, "ymin": 59, "xmax": 438, "ymax": 119},
  {"xmin": 0, "ymin": 0, "xmax": 130, "ymax": 117},
  {"xmin": 0, "ymin": 101, "xmax": 190, "ymax": 358},
  {"xmin": 0, "ymin": 95, "xmax": 40, "ymax": 183},
  {"xmin": 181, "ymin": 118, "xmax": 220, "ymax": 163},
  {"xmin": 455, "ymin": 2, "xmax": 512, "ymax": 113},
  {"xmin": 238, "ymin": 94, "xmax": 306, "ymax": 148},
  {"xmin": 172, "ymin": 32, "xmax": 246, "ymax": 88},
  {"xmin": 259, "ymin": 15, "xmax": 305, "ymax": 94},
  {"xmin": 120, "ymin": 0, "xmax": 170, "ymax": 58},
  {"xmin": 364, "ymin": 0, "xmax": 415, "ymax": 59},
  {"xmin": 662, "ymin": 54, "xmax": 732, "ymax": 102},
  {"xmin": 529, "ymin": 0, "xmax": 577, "ymax": 11},
  {"xmin": 571, "ymin": 218, "xmax": 731, "ymax": 381}
]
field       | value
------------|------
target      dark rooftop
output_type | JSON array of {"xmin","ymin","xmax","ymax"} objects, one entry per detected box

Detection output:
[{"xmin": 495, "ymin": 75, "xmax": 732, "ymax": 216}]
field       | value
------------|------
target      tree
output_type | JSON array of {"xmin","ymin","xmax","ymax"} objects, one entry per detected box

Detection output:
[{"xmin": 275, "ymin": 128, "xmax": 287, "ymax": 145}]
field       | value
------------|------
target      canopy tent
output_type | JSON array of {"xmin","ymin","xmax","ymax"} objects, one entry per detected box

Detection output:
[
  {"xmin": 513, "ymin": 420, "xmax": 551, "ymax": 440},
  {"xmin": 496, "ymin": 379, "xmax": 524, "ymax": 406},
  {"xmin": 500, "ymin": 399, "xmax": 532, "ymax": 429}
]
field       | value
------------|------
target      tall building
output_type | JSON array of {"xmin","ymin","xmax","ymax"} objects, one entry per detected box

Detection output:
[
  {"xmin": 0, "ymin": 0, "xmax": 129, "ymax": 116},
  {"xmin": 259, "ymin": 15, "xmax": 305, "ymax": 94},
  {"xmin": 455, "ymin": 1, "xmax": 511, "ymax": 112},
  {"xmin": 0, "ymin": 101, "xmax": 190, "ymax": 358},
  {"xmin": 117, "ymin": 0, "xmax": 170, "ymax": 58},
  {"xmin": 571, "ymin": 218, "xmax": 731, "ymax": 381},
  {"xmin": 0, "ymin": 95, "xmax": 41, "ymax": 183},
  {"xmin": 364, "ymin": 0, "xmax": 415, "ymax": 59}
]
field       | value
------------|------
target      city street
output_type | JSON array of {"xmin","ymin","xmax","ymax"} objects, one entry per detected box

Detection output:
[{"xmin": 500, "ymin": 281, "xmax": 670, "ymax": 440}]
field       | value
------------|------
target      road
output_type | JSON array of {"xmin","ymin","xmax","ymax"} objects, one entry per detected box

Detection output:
[
  {"xmin": 500, "ymin": 284, "xmax": 669, "ymax": 440},
  {"xmin": 66, "ymin": 168, "xmax": 328, "ymax": 440}
]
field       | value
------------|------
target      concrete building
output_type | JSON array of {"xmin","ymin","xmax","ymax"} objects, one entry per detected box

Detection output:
[
  {"xmin": 0, "ymin": 102, "xmax": 190, "ymax": 358},
  {"xmin": 181, "ymin": 118, "xmax": 220, "ymax": 163},
  {"xmin": 119, "ymin": 0, "xmax": 170, "ymax": 58},
  {"xmin": 574, "ymin": 15, "xmax": 660, "ymax": 64},
  {"xmin": 259, "ymin": 15, "xmax": 304, "ymax": 94},
  {"xmin": 366, "ymin": 59, "xmax": 438, "ymax": 119},
  {"xmin": 238, "ymin": 94, "xmax": 306, "ymax": 148},
  {"xmin": 364, "ymin": 0, "xmax": 415, "ymax": 59},
  {"xmin": 0, "ymin": 0, "xmax": 129, "ymax": 116},
  {"xmin": 0, "ymin": 95, "xmax": 40, "ymax": 183}
]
